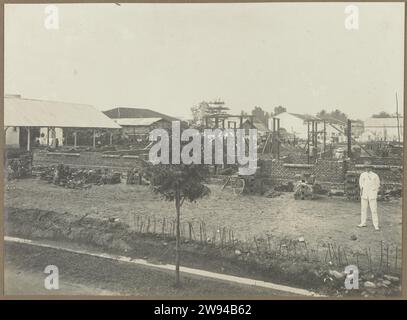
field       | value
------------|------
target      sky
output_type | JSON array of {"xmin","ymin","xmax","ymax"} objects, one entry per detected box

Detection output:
[{"xmin": 4, "ymin": 2, "xmax": 405, "ymax": 120}]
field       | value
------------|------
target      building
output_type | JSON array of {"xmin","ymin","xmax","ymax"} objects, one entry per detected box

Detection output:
[
  {"xmin": 114, "ymin": 117, "xmax": 172, "ymax": 141},
  {"xmin": 320, "ymin": 118, "xmax": 346, "ymax": 144},
  {"xmin": 103, "ymin": 106, "xmax": 180, "ymax": 122},
  {"xmin": 4, "ymin": 95, "xmax": 121, "ymax": 150},
  {"xmin": 359, "ymin": 117, "xmax": 404, "ymax": 142},
  {"xmin": 271, "ymin": 112, "xmax": 320, "ymax": 140},
  {"xmin": 103, "ymin": 106, "xmax": 185, "ymax": 141},
  {"xmin": 241, "ymin": 119, "xmax": 269, "ymax": 137}
]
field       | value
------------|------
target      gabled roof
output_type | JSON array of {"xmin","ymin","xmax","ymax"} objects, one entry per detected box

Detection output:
[
  {"xmin": 114, "ymin": 117, "xmax": 166, "ymax": 126},
  {"xmin": 4, "ymin": 96, "xmax": 121, "ymax": 129},
  {"xmin": 241, "ymin": 119, "xmax": 269, "ymax": 132},
  {"xmin": 287, "ymin": 112, "xmax": 320, "ymax": 121},
  {"xmin": 252, "ymin": 121, "xmax": 269, "ymax": 132},
  {"xmin": 103, "ymin": 106, "xmax": 179, "ymax": 122}
]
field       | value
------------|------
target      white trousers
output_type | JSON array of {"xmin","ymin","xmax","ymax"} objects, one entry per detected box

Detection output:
[{"xmin": 360, "ymin": 198, "xmax": 379, "ymax": 228}]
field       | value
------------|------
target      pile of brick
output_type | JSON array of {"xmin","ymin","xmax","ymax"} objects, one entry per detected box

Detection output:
[
  {"xmin": 126, "ymin": 168, "xmax": 143, "ymax": 185},
  {"xmin": 293, "ymin": 181, "xmax": 314, "ymax": 200},
  {"xmin": 5, "ymin": 151, "xmax": 33, "ymax": 180},
  {"xmin": 38, "ymin": 164, "xmax": 121, "ymax": 188},
  {"xmin": 344, "ymin": 171, "xmax": 360, "ymax": 200}
]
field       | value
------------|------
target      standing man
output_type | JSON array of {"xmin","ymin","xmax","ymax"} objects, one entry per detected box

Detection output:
[{"xmin": 358, "ymin": 161, "xmax": 381, "ymax": 230}]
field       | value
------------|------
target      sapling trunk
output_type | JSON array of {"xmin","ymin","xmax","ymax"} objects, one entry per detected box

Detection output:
[{"xmin": 175, "ymin": 184, "xmax": 181, "ymax": 287}]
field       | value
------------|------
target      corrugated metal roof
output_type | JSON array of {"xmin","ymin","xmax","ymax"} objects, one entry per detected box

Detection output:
[
  {"xmin": 114, "ymin": 117, "xmax": 164, "ymax": 126},
  {"xmin": 4, "ymin": 97, "xmax": 121, "ymax": 128},
  {"xmin": 103, "ymin": 107, "xmax": 180, "ymax": 122}
]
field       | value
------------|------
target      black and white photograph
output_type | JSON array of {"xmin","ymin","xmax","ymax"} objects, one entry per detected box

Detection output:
[{"xmin": 2, "ymin": 2, "xmax": 405, "ymax": 299}]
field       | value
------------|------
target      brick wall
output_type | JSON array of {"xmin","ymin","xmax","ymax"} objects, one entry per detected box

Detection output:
[{"xmin": 270, "ymin": 159, "xmax": 402, "ymax": 185}]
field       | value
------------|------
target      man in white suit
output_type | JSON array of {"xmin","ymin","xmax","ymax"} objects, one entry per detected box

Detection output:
[{"xmin": 358, "ymin": 161, "xmax": 381, "ymax": 230}]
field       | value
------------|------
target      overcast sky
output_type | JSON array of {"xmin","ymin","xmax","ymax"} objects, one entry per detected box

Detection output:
[{"xmin": 4, "ymin": 2, "xmax": 405, "ymax": 120}]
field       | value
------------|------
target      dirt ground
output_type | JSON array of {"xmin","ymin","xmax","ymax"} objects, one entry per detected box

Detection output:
[{"xmin": 5, "ymin": 178, "xmax": 402, "ymax": 262}]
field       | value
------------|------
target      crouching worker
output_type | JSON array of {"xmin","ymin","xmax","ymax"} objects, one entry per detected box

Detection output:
[{"xmin": 358, "ymin": 161, "xmax": 381, "ymax": 230}]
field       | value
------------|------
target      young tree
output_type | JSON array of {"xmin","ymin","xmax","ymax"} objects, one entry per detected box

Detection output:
[{"xmin": 143, "ymin": 163, "xmax": 210, "ymax": 286}]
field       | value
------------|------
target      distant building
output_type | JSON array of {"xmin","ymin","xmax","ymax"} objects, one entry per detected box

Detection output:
[
  {"xmin": 359, "ymin": 117, "xmax": 403, "ymax": 142},
  {"xmin": 114, "ymin": 117, "xmax": 172, "ymax": 141},
  {"xmin": 271, "ymin": 112, "xmax": 319, "ymax": 140},
  {"xmin": 103, "ymin": 107, "xmax": 180, "ymax": 122},
  {"xmin": 270, "ymin": 112, "xmax": 348, "ymax": 143},
  {"xmin": 4, "ymin": 95, "xmax": 120, "ymax": 149},
  {"xmin": 103, "ymin": 106, "xmax": 184, "ymax": 141},
  {"xmin": 241, "ymin": 119, "xmax": 269, "ymax": 137},
  {"xmin": 321, "ymin": 118, "xmax": 346, "ymax": 144}
]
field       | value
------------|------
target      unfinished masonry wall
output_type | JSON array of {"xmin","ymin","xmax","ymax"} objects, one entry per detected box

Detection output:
[
  {"xmin": 270, "ymin": 159, "xmax": 402, "ymax": 187},
  {"xmin": 270, "ymin": 160, "xmax": 345, "ymax": 183}
]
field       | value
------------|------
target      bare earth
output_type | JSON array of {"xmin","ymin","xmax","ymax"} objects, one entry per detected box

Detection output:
[{"xmin": 5, "ymin": 178, "xmax": 402, "ymax": 263}]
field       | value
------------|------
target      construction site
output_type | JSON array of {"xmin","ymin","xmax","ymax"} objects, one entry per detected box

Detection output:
[{"xmin": 4, "ymin": 95, "xmax": 404, "ymax": 297}]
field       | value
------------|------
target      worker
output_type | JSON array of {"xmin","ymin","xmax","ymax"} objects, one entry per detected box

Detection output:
[{"xmin": 358, "ymin": 160, "xmax": 381, "ymax": 230}]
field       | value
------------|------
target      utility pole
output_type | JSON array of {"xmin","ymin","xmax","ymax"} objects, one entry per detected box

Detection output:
[
  {"xmin": 396, "ymin": 92, "xmax": 401, "ymax": 145},
  {"xmin": 307, "ymin": 121, "xmax": 310, "ymax": 164},
  {"xmin": 314, "ymin": 121, "xmax": 318, "ymax": 161},
  {"xmin": 323, "ymin": 120, "xmax": 326, "ymax": 158},
  {"xmin": 276, "ymin": 118, "xmax": 280, "ymax": 160}
]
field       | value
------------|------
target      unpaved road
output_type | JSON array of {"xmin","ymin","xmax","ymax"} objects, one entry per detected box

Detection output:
[{"xmin": 4, "ymin": 242, "xmax": 293, "ymax": 297}]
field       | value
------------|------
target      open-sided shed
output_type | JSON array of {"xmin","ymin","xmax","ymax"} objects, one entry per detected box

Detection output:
[{"xmin": 4, "ymin": 95, "xmax": 121, "ymax": 150}]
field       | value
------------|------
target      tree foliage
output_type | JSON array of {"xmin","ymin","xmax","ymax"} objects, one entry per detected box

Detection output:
[
  {"xmin": 144, "ymin": 163, "xmax": 211, "ymax": 203},
  {"xmin": 372, "ymin": 111, "xmax": 392, "ymax": 118},
  {"xmin": 317, "ymin": 109, "xmax": 348, "ymax": 123},
  {"xmin": 251, "ymin": 106, "xmax": 271, "ymax": 126},
  {"xmin": 274, "ymin": 105, "xmax": 287, "ymax": 116}
]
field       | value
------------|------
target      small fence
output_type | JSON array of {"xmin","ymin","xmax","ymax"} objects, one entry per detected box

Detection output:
[{"xmin": 130, "ymin": 213, "xmax": 402, "ymax": 276}]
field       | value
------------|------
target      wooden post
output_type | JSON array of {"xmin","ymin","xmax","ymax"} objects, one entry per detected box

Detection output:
[
  {"xmin": 276, "ymin": 118, "xmax": 280, "ymax": 160},
  {"xmin": 110, "ymin": 132, "xmax": 113, "ymax": 145},
  {"xmin": 175, "ymin": 182, "xmax": 181, "ymax": 286},
  {"xmin": 323, "ymin": 120, "xmax": 326, "ymax": 157},
  {"xmin": 347, "ymin": 119, "xmax": 352, "ymax": 158},
  {"xmin": 47, "ymin": 127, "xmax": 50, "ymax": 146},
  {"xmin": 271, "ymin": 118, "xmax": 277, "ymax": 158},
  {"xmin": 27, "ymin": 127, "xmax": 31, "ymax": 151},
  {"xmin": 314, "ymin": 121, "xmax": 318, "ymax": 161},
  {"xmin": 396, "ymin": 92, "xmax": 401, "ymax": 145},
  {"xmin": 307, "ymin": 121, "xmax": 310, "ymax": 164},
  {"xmin": 93, "ymin": 129, "xmax": 96, "ymax": 149},
  {"xmin": 74, "ymin": 131, "xmax": 77, "ymax": 148}
]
